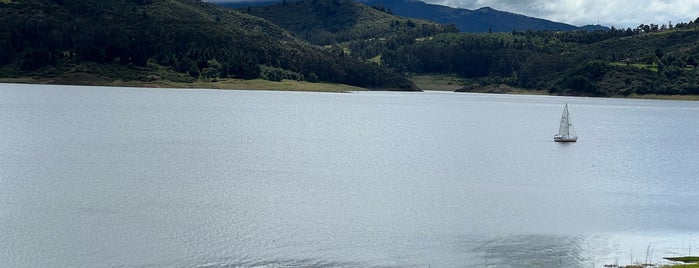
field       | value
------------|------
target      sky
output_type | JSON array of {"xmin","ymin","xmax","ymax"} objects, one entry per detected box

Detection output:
[
  {"xmin": 206, "ymin": 0, "xmax": 699, "ymax": 29},
  {"xmin": 429, "ymin": 0, "xmax": 699, "ymax": 28}
]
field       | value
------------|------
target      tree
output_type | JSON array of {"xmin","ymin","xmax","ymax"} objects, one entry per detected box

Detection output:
[
  {"xmin": 406, "ymin": 20, "xmax": 416, "ymax": 28},
  {"xmin": 307, "ymin": 72, "xmax": 318, "ymax": 82},
  {"xmin": 582, "ymin": 61, "xmax": 609, "ymax": 80},
  {"xmin": 0, "ymin": 33, "xmax": 13, "ymax": 65},
  {"xmin": 562, "ymin": 75, "xmax": 598, "ymax": 94},
  {"xmin": 188, "ymin": 64, "xmax": 200, "ymax": 78},
  {"xmin": 663, "ymin": 66, "xmax": 683, "ymax": 79},
  {"xmin": 655, "ymin": 48, "xmax": 664, "ymax": 59}
]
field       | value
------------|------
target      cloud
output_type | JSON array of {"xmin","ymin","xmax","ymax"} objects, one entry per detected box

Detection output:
[{"xmin": 428, "ymin": 0, "xmax": 699, "ymax": 28}]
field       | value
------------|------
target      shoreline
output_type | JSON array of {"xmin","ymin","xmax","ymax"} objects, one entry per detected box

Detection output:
[
  {"xmin": 2, "ymin": 76, "xmax": 699, "ymax": 101},
  {"xmin": 0, "ymin": 76, "xmax": 368, "ymax": 93},
  {"xmin": 411, "ymin": 75, "xmax": 699, "ymax": 101}
]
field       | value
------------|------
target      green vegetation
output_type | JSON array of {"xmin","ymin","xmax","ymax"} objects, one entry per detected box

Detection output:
[
  {"xmin": 0, "ymin": 0, "xmax": 417, "ymax": 90},
  {"xmin": 663, "ymin": 264, "xmax": 699, "ymax": 268},
  {"xmin": 665, "ymin": 257, "xmax": 699, "ymax": 263},
  {"xmin": 0, "ymin": 73, "xmax": 365, "ymax": 93},
  {"xmin": 592, "ymin": 256, "xmax": 699, "ymax": 268},
  {"xmin": 663, "ymin": 259, "xmax": 699, "ymax": 268},
  {"xmin": 341, "ymin": 26, "xmax": 699, "ymax": 97},
  {"xmin": 241, "ymin": 0, "xmax": 458, "ymax": 45},
  {"xmin": 410, "ymin": 75, "xmax": 465, "ymax": 91},
  {"xmin": 610, "ymin": 62, "xmax": 659, "ymax": 72}
]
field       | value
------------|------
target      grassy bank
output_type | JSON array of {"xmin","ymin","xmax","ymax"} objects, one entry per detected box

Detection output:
[
  {"xmin": 664, "ymin": 264, "xmax": 699, "ymax": 268},
  {"xmin": 153, "ymin": 78, "xmax": 368, "ymax": 92},
  {"xmin": 410, "ymin": 74, "xmax": 465, "ymax": 91},
  {"xmin": 662, "ymin": 256, "xmax": 699, "ymax": 267},
  {"xmin": 0, "ymin": 76, "xmax": 367, "ymax": 93}
]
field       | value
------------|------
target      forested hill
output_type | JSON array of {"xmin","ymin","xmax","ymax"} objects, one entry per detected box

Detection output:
[
  {"xmin": 238, "ymin": 0, "xmax": 459, "ymax": 45},
  {"xmin": 3, "ymin": 0, "xmax": 698, "ymax": 97},
  {"xmin": 349, "ymin": 25, "xmax": 699, "ymax": 96},
  {"xmin": 0, "ymin": 0, "xmax": 417, "ymax": 90}
]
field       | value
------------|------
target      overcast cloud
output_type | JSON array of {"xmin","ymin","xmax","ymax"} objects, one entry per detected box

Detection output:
[
  {"xmin": 206, "ymin": 0, "xmax": 698, "ymax": 28},
  {"xmin": 421, "ymin": 0, "xmax": 698, "ymax": 28}
]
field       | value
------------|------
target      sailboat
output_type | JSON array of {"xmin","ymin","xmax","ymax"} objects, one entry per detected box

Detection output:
[{"xmin": 554, "ymin": 104, "xmax": 577, "ymax": 142}]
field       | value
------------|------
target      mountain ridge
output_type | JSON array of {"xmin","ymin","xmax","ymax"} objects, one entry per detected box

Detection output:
[
  {"xmin": 356, "ymin": 0, "xmax": 609, "ymax": 32},
  {"xmin": 214, "ymin": 0, "xmax": 608, "ymax": 32}
]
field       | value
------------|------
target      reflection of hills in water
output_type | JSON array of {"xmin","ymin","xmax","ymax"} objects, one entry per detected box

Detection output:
[
  {"xmin": 193, "ymin": 259, "xmax": 365, "ymax": 268},
  {"xmin": 183, "ymin": 234, "xmax": 690, "ymax": 267},
  {"xmin": 471, "ymin": 234, "xmax": 590, "ymax": 267},
  {"xmin": 468, "ymin": 233, "xmax": 694, "ymax": 267}
]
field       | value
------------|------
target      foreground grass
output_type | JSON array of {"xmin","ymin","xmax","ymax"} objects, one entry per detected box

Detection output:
[
  {"xmin": 665, "ymin": 257, "xmax": 699, "ymax": 263},
  {"xmin": 604, "ymin": 256, "xmax": 699, "ymax": 268},
  {"xmin": 663, "ymin": 264, "xmax": 699, "ymax": 268},
  {"xmin": 657, "ymin": 256, "xmax": 699, "ymax": 268}
]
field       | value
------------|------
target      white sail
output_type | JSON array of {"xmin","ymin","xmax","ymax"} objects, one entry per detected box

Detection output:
[
  {"xmin": 554, "ymin": 104, "xmax": 577, "ymax": 142},
  {"xmin": 558, "ymin": 104, "xmax": 570, "ymax": 137}
]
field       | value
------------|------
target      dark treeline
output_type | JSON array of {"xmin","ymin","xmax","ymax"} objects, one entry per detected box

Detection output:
[
  {"xmin": 0, "ymin": 0, "xmax": 417, "ymax": 89},
  {"xmin": 344, "ymin": 21, "xmax": 699, "ymax": 96}
]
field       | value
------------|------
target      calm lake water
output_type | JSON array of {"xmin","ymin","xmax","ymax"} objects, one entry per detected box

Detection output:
[{"xmin": 1, "ymin": 83, "xmax": 698, "ymax": 268}]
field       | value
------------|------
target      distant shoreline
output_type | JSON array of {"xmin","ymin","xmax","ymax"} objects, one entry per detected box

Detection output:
[
  {"xmin": 2, "ymin": 76, "xmax": 699, "ymax": 101},
  {"xmin": 411, "ymin": 75, "xmax": 699, "ymax": 101}
]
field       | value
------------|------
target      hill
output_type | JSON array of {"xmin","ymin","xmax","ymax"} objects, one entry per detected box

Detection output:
[
  {"xmin": 0, "ymin": 0, "xmax": 417, "ymax": 90},
  {"xmin": 216, "ymin": 0, "xmax": 281, "ymax": 9},
  {"xmin": 342, "ymin": 23, "xmax": 699, "ymax": 96},
  {"xmin": 357, "ymin": 0, "xmax": 608, "ymax": 32},
  {"xmin": 238, "ymin": 0, "xmax": 459, "ymax": 45}
]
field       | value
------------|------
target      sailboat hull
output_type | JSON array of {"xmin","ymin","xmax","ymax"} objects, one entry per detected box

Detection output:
[{"xmin": 554, "ymin": 136, "xmax": 577, "ymax": 142}]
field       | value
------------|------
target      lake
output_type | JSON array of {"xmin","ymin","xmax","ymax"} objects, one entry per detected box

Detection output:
[{"xmin": 1, "ymin": 83, "xmax": 698, "ymax": 268}]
